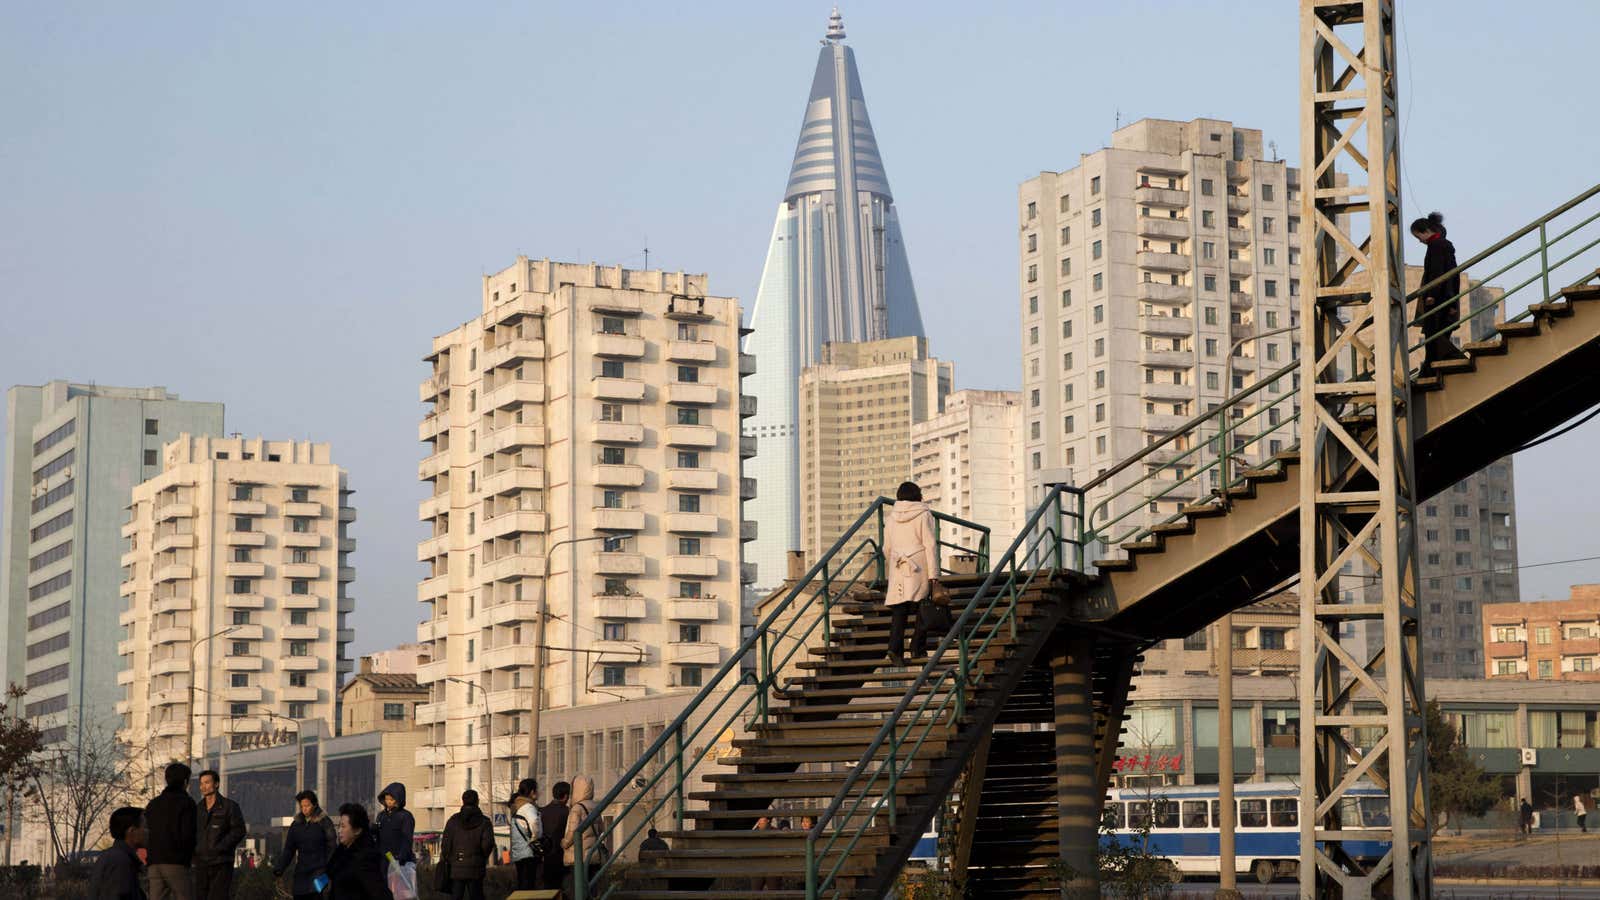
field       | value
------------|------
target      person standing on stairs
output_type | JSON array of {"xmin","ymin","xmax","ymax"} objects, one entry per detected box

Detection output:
[
  {"xmin": 1412, "ymin": 211, "xmax": 1468, "ymax": 375},
  {"xmin": 884, "ymin": 481, "xmax": 937, "ymax": 667}
]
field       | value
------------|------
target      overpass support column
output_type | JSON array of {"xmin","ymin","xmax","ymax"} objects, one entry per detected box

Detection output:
[{"xmin": 1052, "ymin": 633, "xmax": 1099, "ymax": 899}]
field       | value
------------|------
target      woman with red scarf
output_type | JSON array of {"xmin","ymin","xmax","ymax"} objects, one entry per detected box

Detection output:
[{"xmin": 1412, "ymin": 211, "xmax": 1467, "ymax": 374}]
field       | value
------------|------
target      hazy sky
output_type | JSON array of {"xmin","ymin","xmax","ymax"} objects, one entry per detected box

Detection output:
[{"xmin": 3, "ymin": 2, "xmax": 1597, "ymax": 657}]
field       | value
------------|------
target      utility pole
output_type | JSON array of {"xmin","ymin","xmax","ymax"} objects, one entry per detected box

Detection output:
[
  {"xmin": 1298, "ymin": 1, "xmax": 1430, "ymax": 896},
  {"xmin": 531, "ymin": 534, "xmax": 611, "ymax": 778},
  {"xmin": 187, "ymin": 626, "xmax": 239, "ymax": 766}
]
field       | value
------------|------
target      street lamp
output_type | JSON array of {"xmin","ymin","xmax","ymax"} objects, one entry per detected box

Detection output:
[
  {"xmin": 1216, "ymin": 322, "xmax": 1296, "ymax": 892},
  {"xmin": 438, "ymin": 676, "xmax": 495, "ymax": 806},
  {"xmin": 188, "ymin": 625, "xmax": 241, "ymax": 766},
  {"xmin": 530, "ymin": 534, "xmax": 616, "ymax": 779}
]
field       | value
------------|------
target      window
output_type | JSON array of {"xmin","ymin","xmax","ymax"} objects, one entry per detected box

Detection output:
[
  {"xmin": 1239, "ymin": 799, "xmax": 1268, "ymax": 828},
  {"xmin": 1029, "ymin": 389, "xmax": 1040, "ymax": 408},
  {"xmin": 290, "ymin": 610, "xmax": 308, "ymax": 625},
  {"xmin": 1093, "ymin": 338, "xmax": 1105, "ymax": 357},
  {"xmin": 600, "ymin": 316, "xmax": 625, "ymax": 335},
  {"xmin": 1260, "ymin": 628, "xmax": 1286, "ymax": 650},
  {"xmin": 288, "ymin": 640, "xmax": 310, "ymax": 657},
  {"xmin": 676, "ymin": 451, "xmax": 699, "ymax": 468},
  {"xmin": 1061, "ymin": 320, "xmax": 1073, "ymax": 340},
  {"xmin": 1028, "ymin": 326, "xmax": 1038, "ymax": 346},
  {"xmin": 1092, "ymin": 305, "xmax": 1104, "ymax": 324},
  {"xmin": 1205, "ymin": 371, "xmax": 1219, "ymax": 390},
  {"xmin": 676, "ymin": 407, "xmax": 700, "ymax": 425},
  {"xmin": 676, "ymin": 365, "xmax": 700, "ymax": 384},
  {"xmin": 1027, "ymin": 295, "xmax": 1038, "ymax": 314},
  {"xmin": 1025, "ymin": 201, "xmax": 1037, "ymax": 219},
  {"xmin": 232, "ymin": 578, "xmax": 252, "ymax": 595},
  {"xmin": 231, "ymin": 610, "xmax": 251, "ymax": 626},
  {"xmin": 1026, "ymin": 264, "xmax": 1037, "ymax": 283},
  {"xmin": 231, "ymin": 641, "xmax": 250, "ymax": 656},
  {"xmin": 1535, "ymin": 626, "xmax": 1552, "ymax": 645},
  {"xmin": 1270, "ymin": 798, "xmax": 1297, "ymax": 828},
  {"xmin": 600, "ymin": 403, "xmax": 623, "ymax": 422},
  {"xmin": 1496, "ymin": 660, "xmax": 1518, "ymax": 676},
  {"xmin": 230, "ymin": 673, "xmax": 249, "ymax": 688},
  {"xmin": 145, "ymin": 418, "xmax": 158, "ymax": 435},
  {"xmin": 143, "ymin": 449, "xmax": 158, "ymax": 466},
  {"xmin": 678, "ymin": 538, "xmax": 701, "ymax": 555},
  {"xmin": 1026, "ymin": 233, "xmax": 1037, "ymax": 253},
  {"xmin": 678, "ymin": 580, "xmax": 702, "ymax": 598},
  {"xmin": 288, "ymin": 702, "xmax": 309, "ymax": 719},
  {"xmin": 291, "ymin": 580, "xmax": 309, "ymax": 596},
  {"xmin": 1061, "ymin": 289, "xmax": 1072, "ymax": 307},
  {"xmin": 1061, "ymin": 225, "xmax": 1071, "ymax": 243},
  {"xmin": 680, "ymin": 666, "xmax": 703, "ymax": 687},
  {"xmin": 1262, "ymin": 216, "xmax": 1275, "ymax": 235},
  {"xmin": 1183, "ymin": 631, "xmax": 1207, "ymax": 651},
  {"xmin": 1090, "ymin": 176, "xmax": 1101, "ymax": 195},
  {"xmin": 230, "ymin": 702, "xmax": 249, "ymax": 717},
  {"xmin": 1203, "ymin": 274, "xmax": 1217, "ymax": 293},
  {"xmin": 290, "ymin": 517, "xmax": 311, "ymax": 533},
  {"xmin": 602, "ymin": 667, "xmax": 627, "ymax": 687},
  {"xmin": 1094, "ymin": 403, "xmax": 1105, "ymax": 423},
  {"xmin": 600, "ymin": 359, "xmax": 624, "ymax": 378},
  {"xmin": 1263, "ymin": 248, "xmax": 1276, "ymax": 265},
  {"xmin": 1200, "ymin": 179, "xmax": 1215, "ymax": 197},
  {"xmin": 1201, "ymin": 241, "xmax": 1215, "ymax": 260},
  {"xmin": 1092, "ymin": 272, "xmax": 1103, "ymax": 292},
  {"xmin": 601, "ymin": 447, "xmax": 625, "ymax": 465},
  {"xmin": 1264, "ymin": 279, "xmax": 1278, "ymax": 297},
  {"xmin": 1538, "ymin": 659, "xmax": 1554, "ymax": 679},
  {"xmin": 1094, "ymin": 371, "xmax": 1105, "ymax": 390},
  {"xmin": 1454, "ymin": 528, "xmax": 1471, "ymax": 542},
  {"xmin": 602, "ymin": 623, "xmax": 626, "ymax": 641},
  {"xmin": 1030, "ymin": 421, "xmax": 1040, "ymax": 440},
  {"xmin": 678, "ymin": 624, "xmax": 701, "ymax": 643},
  {"xmin": 290, "ymin": 672, "xmax": 308, "ymax": 688},
  {"xmin": 1091, "ymin": 240, "xmax": 1102, "ymax": 260},
  {"xmin": 1205, "ymin": 338, "xmax": 1218, "ymax": 356},
  {"xmin": 383, "ymin": 703, "xmax": 406, "ymax": 721}
]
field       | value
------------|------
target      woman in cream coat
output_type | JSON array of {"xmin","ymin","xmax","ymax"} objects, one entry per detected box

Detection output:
[{"xmin": 884, "ymin": 481, "xmax": 937, "ymax": 664}]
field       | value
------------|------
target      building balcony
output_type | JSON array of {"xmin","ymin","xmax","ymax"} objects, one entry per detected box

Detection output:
[
  {"xmin": 224, "ymin": 686, "xmax": 264, "ymax": 704},
  {"xmin": 119, "ymin": 579, "xmax": 137, "ymax": 598},
  {"xmin": 1487, "ymin": 641, "xmax": 1526, "ymax": 659},
  {"xmin": 155, "ymin": 502, "xmax": 195, "ymax": 523},
  {"xmin": 1136, "ymin": 281, "xmax": 1191, "ymax": 305},
  {"xmin": 483, "ymin": 644, "xmax": 536, "ymax": 670},
  {"xmin": 338, "ymin": 596, "xmax": 355, "ymax": 614},
  {"xmin": 420, "ymin": 372, "xmax": 448, "ymax": 403},
  {"xmin": 1140, "ymin": 381, "xmax": 1193, "ymax": 403},
  {"xmin": 666, "ymin": 340, "xmax": 717, "ymax": 363},
  {"xmin": 1230, "ymin": 258, "xmax": 1254, "ymax": 278},
  {"xmin": 114, "ymin": 699, "xmax": 131, "ymax": 715},
  {"xmin": 483, "ymin": 467, "xmax": 543, "ymax": 496},
  {"xmin": 280, "ymin": 656, "xmax": 319, "ymax": 672},
  {"xmin": 418, "ymin": 493, "xmax": 449, "ymax": 522},
  {"xmin": 154, "ymin": 532, "xmax": 195, "ymax": 554},
  {"xmin": 482, "ymin": 338, "xmax": 546, "ymax": 371},
  {"xmin": 116, "ymin": 638, "xmax": 135, "ymax": 656},
  {"xmin": 668, "ymin": 642, "xmax": 721, "ymax": 666},
  {"xmin": 117, "ymin": 668, "xmax": 136, "ymax": 686},
  {"xmin": 593, "ymin": 377, "xmax": 645, "ymax": 402},
  {"xmin": 666, "ymin": 382, "xmax": 718, "ymax": 406},
  {"xmin": 1138, "ymin": 314, "xmax": 1193, "ymax": 337},
  {"xmin": 1227, "ymin": 195, "xmax": 1251, "ymax": 215},
  {"xmin": 592, "ymin": 507, "xmax": 645, "ymax": 531},
  {"xmin": 486, "ymin": 600, "xmax": 538, "ymax": 627},
  {"xmin": 594, "ymin": 552, "xmax": 646, "ymax": 575},
  {"xmin": 154, "ymin": 563, "xmax": 194, "ymax": 583},
  {"xmin": 739, "ymin": 395, "xmax": 758, "ymax": 418},
  {"xmin": 279, "ymin": 685, "xmax": 320, "ymax": 703},
  {"xmin": 414, "ymin": 745, "xmax": 450, "ymax": 768},
  {"xmin": 1231, "ymin": 291, "xmax": 1253, "ymax": 309},
  {"xmin": 666, "ymin": 599, "xmax": 719, "ymax": 621},
  {"xmin": 281, "ymin": 624, "xmax": 321, "ymax": 641},
  {"xmin": 121, "ymin": 520, "xmax": 138, "ymax": 539},
  {"xmin": 483, "ymin": 424, "xmax": 546, "ymax": 456},
  {"xmin": 155, "ymin": 721, "xmax": 188, "ymax": 738},
  {"xmin": 225, "ymin": 562, "xmax": 267, "ymax": 578},
  {"xmin": 665, "ymin": 512, "xmax": 718, "ymax": 534},
  {"xmin": 1142, "ymin": 349, "xmax": 1195, "ymax": 368},
  {"xmin": 481, "ymin": 553, "xmax": 546, "ymax": 583},
  {"xmin": 1136, "ymin": 251, "xmax": 1191, "ymax": 273},
  {"xmin": 593, "ymin": 640, "xmax": 645, "ymax": 664},
  {"xmin": 1229, "ymin": 227, "xmax": 1251, "ymax": 246},
  {"xmin": 742, "ymin": 520, "xmax": 758, "ymax": 542},
  {"xmin": 153, "ymin": 595, "xmax": 191, "ymax": 615},
  {"xmin": 416, "ymin": 617, "xmax": 445, "ymax": 642},
  {"xmin": 1136, "ymin": 217, "xmax": 1190, "ymax": 241},
  {"xmin": 484, "ymin": 380, "xmax": 545, "ymax": 411},
  {"xmin": 740, "ymin": 477, "xmax": 757, "ymax": 501},
  {"xmin": 224, "ymin": 593, "xmax": 266, "ymax": 609},
  {"xmin": 281, "ymin": 562, "xmax": 320, "ymax": 580},
  {"xmin": 151, "ymin": 625, "xmax": 192, "ymax": 646},
  {"xmin": 282, "ymin": 593, "xmax": 324, "ymax": 610},
  {"xmin": 666, "ymin": 468, "xmax": 718, "ymax": 491},
  {"xmin": 1134, "ymin": 185, "xmax": 1190, "ymax": 208},
  {"xmin": 419, "ymin": 412, "xmax": 447, "ymax": 442},
  {"xmin": 487, "ymin": 688, "xmax": 527, "ymax": 715},
  {"xmin": 590, "ymin": 293, "xmax": 641, "ymax": 315},
  {"xmin": 739, "ymin": 353, "xmax": 757, "ymax": 377},
  {"xmin": 593, "ymin": 421, "xmax": 645, "ymax": 444},
  {"xmin": 594, "ymin": 464, "xmax": 645, "ymax": 488},
  {"xmin": 227, "ymin": 499, "xmax": 267, "ymax": 517},
  {"xmin": 741, "ymin": 562, "xmax": 757, "ymax": 584},
  {"xmin": 222, "ymin": 655, "xmax": 264, "ymax": 672},
  {"xmin": 593, "ymin": 333, "xmax": 646, "ymax": 359},
  {"xmin": 418, "ymin": 450, "xmax": 450, "ymax": 481},
  {"xmin": 417, "ymin": 533, "xmax": 451, "ymax": 563},
  {"xmin": 668, "ymin": 556, "xmax": 718, "ymax": 578},
  {"xmin": 414, "ymin": 702, "xmax": 445, "ymax": 725},
  {"xmin": 417, "ymin": 659, "xmax": 450, "ymax": 685},
  {"xmin": 596, "ymin": 595, "xmax": 647, "ymax": 619},
  {"xmin": 120, "ymin": 548, "xmax": 140, "ymax": 568},
  {"xmin": 119, "ymin": 607, "xmax": 138, "ymax": 627},
  {"xmin": 482, "ymin": 510, "xmax": 547, "ymax": 540},
  {"xmin": 225, "ymin": 530, "xmax": 267, "ymax": 547},
  {"xmin": 1563, "ymin": 637, "xmax": 1600, "ymax": 656},
  {"xmin": 740, "ymin": 435, "xmax": 757, "ymax": 458},
  {"xmin": 152, "ymin": 657, "xmax": 189, "ymax": 676},
  {"xmin": 666, "ymin": 425, "xmax": 717, "ymax": 448},
  {"xmin": 283, "ymin": 501, "xmax": 322, "ymax": 518},
  {"xmin": 284, "ymin": 532, "xmax": 322, "ymax": 549},
  {"xmin": 1144, "ymin": 413, "xmax": 1191, "ymax": 433}
]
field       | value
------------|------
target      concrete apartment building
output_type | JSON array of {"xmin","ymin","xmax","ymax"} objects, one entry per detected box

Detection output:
[
  {"xmin": 910, "ymin": 390, "xmax": 1025, "ymax": 556},
  {"xmin": 798, "ymin": 336, "xmax": 951, "ymax": 564},
  {"xmin": 1140, "ymin": 591, "xmax": 1299, "ymax": 678},
  {"xmin": 116, "ymin": 435, "xmax": 354, "ymax": 776},
  {"xmin": 362, "ymin": 642, "xmax": 430, "ymax": 674},
  {"xmin": 1483, "ymin": 586, "xmax": 1600, "ymax": 681},
  {"xmin": 340, "ymin": 664, "xmax": 427, "ymax": 734},
  {"xmin": 415, "ymin": 258, "xmax": 754, "ymax": 826},
  {"xmin": 1, "ymin": 382, "xmax": 223, "ymax": 751},
  {"xmin": 1017, "ymin": 118, "xmax": 1302, "ymax": 541}
]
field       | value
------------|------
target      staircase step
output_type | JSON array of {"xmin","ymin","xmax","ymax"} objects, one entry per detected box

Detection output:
[
  {"xmin": 1497, "ymin": 320, "xmax": 1540, "ymax": 338},
  {"xmin": 1462, "ymin": 337, "xmax": 1507, "ymax": 356},
  {"xmin": 1430, "ymin": 357, "xmax": 1475, "ymax": 375},
  {"xmin": 1531, "ymin": 300, "xmax": 1575, "ymax": 317}
]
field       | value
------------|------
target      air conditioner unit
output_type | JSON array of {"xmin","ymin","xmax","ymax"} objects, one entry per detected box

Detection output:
[{"xmin": 1520, "ymin": 747, "xmax": 1538, "ymax": 766}]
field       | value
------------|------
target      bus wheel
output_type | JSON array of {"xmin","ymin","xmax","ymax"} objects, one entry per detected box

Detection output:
[{"xmin": 1254, "ymin": 860, "xmax": 1276, "ymax": 884}]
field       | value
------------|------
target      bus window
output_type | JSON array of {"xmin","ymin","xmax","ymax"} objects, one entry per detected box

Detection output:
[
  {"xmin": 1239, "ymin": 799, "xmax": 1268, "ymax": 828},
  {"xmin": 1182, "ymin": 800, "xmax": 1209, "ymax": 829},
  {"xmin": 1360, "ymin": 797, "xmax": 1390, "ymax": 827},
  {"xmin": 1210, "ymin": 800, "xmax": 1221, "ymax": 826},
  {"xmin": 1127, "ymin": 801, "xmax": 1151, "ymax": 830},
  {"xmin": 1270, "ymin": 798, "xmax": 1298, "ymax": 827},
  {"xmin": 1154, "ymin": 800, "xmax": 1179, "ymax": 829},
  {"xmin": 1105, "ymin": 802, "xmax": 1125, "ymax": 829}
]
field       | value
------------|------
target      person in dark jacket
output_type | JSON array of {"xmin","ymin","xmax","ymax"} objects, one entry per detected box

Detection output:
[
  {"xmin": 273, "ymin": 790, "xmax": 338, "ymax": 900},
  {"xmin": 193, "ymin": 770, "xmax": 247, "ymax": 900},
  {"xmin": 145, "ymin": 762, "xmax": 197, "ymax": 900},
  {"xmin": 438, "ymin": 790, "xmax": 496, "ymax": 900},
  {"xmin": 1412, "ymin": 211, "xmax": 1468, "ymax": 374},
  {"xmin": 538, "ymin": 781, "xmax": 570, "ymax": 892},
  {"xmin": 327, "ymin": 803, "xmax": 394, "ymax": 900},
  {"xmin": 90, "ymin": 806, "xmax": 147, "ymax": 900},
  {"xmin": 374, "ymin": 782, "xmax": 416, "ymax": 865}
]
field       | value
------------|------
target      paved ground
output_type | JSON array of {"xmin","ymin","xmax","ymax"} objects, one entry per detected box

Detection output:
[
  {"xmin": 1172, "ymin": 883, "xmax": 1600, "ymax": 899},
  {"xmin": 1435, "ymin": 829, "xmax": 1600, "ymax": 867}
]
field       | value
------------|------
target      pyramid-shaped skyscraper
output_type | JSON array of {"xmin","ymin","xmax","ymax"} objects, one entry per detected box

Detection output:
[{"xmin": 744, "ymin": 9, "xmax": 925, "ymax": 590}]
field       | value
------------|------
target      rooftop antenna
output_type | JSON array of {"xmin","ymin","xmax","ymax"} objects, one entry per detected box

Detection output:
[
  {"xmin": 1269, "ymin": 139, "xmax": 1279, "ymax": 161},
  {"xmin": 643, "ymin": 236, "xmax": 650, "ymax": 271},
  {"xmin": 826, "ymin": 6, "xmax": 845, "ymax": 42},
  {"xmin": 1115, "ymin": 107, "xmax": 1121, "ymax": 130}
]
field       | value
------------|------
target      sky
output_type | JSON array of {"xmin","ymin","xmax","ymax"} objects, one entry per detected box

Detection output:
[{"xmin": 2, "ymin": 1, "xmax": 1597, "ymax": 658}]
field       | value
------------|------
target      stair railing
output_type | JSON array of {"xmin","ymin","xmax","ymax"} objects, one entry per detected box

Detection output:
[
  {"xmin": 804, "ymin": 485, "xmax": 1080, "ymax": 899},
  {"xmin": 569, "ymin": 500, "xmax": 989, "ymax": 900}
]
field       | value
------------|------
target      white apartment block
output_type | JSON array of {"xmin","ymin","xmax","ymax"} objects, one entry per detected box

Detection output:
[
  {"xmin": 117, "ymin": 435, "xmax": 354, "ymax": 778},
  {"xmin": 911, "ymin": 390, "xmax": 1025, "ymax": 557},
  {"xmin": 1018, "ymin": 118, "xmax": 1302, "ymax": 548},
  {"xmin": 414, "ymin": 258, "xmax": 754, "ymax": 822},
  {"xmin": 798, "ymin": 337, "xmax": 951, "ymax": 564}
]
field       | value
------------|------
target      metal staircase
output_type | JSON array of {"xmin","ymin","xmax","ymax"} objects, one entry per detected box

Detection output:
[{"xmin": 570, "ymin": 182, "xmax": 1600, "ymax": 899}]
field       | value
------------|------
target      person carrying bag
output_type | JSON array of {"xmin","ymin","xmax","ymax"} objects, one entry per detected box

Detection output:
[{"xmin": 560, "ymin": 776, "xmax": 609, "ymax": 897}]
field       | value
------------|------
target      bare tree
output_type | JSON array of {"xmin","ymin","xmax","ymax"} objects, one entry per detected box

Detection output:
[
  {"xmin": 29, "ymin": 714, "xmax": 146, "ymax": 861},
  {"xmin": 0, "ymin": 685, "xmax": 46, "ymax": 865}
]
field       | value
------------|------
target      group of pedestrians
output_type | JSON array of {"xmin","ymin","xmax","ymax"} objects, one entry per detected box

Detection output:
[{"xmin": 90, "ymin": 763, "xmax": 247, "ymax": 900}]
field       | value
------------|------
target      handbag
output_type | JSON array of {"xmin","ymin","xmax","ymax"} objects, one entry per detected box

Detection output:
[
  {"xmin": 432, "ymin": 859, "xmax": 450, "ymax": 894},
  {"xmin": 928, "ymin": 579, "xmax": 952, "ymax": 607}
]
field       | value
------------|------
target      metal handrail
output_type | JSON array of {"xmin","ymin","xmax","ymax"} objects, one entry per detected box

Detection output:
[{"xmin": 569, "ymin": 498, "xmax": 989, "ymax": 900}]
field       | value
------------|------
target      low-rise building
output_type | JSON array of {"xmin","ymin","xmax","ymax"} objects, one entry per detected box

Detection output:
[
  {"xmin": 340, "ymin": 662, "xmax": 427, "ymax": 734},
  {"xmin": 911, "ymin": 390, "xmax": 1025, "ymax": 556},
  {"xmin": 1483, "ymin": 586, "xmax": 1600, "ymax": 681}
]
